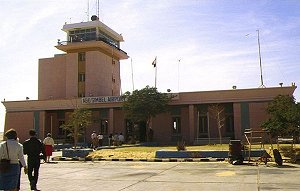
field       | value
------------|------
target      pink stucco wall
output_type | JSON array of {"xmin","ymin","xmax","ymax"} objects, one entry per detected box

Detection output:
[
  {"xmin": 38, "ymin": 55, "xmax": 66, "ymax": 100},
  {"xmin": 65, "ymin": 53, "xmax": 78, "ymax": 98},
  {"xmin": 4, "ymin": 112, "xmax": 34, "ymax": 142},
  {"xmin": 249, "ymin": 102, "xmax": 269, "ymax": 130},
  {"xmin": 233, "ymin": 103, "xmax": 242, "ymax": 140},
  {"xmin": 152, "ymin": 112, "xmax": 172, "ymax": 144},
  {"xmin": 111, "ymin": 109, "xmax": 125, "ymax": 134},
  {"xmin": 85, "ymin": 51, "xmax": 112, "ymax": 96}
]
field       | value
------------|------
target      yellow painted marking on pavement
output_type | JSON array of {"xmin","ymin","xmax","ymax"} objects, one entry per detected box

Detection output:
[
  {"xmin": 216, "ymin": 171, "xmax": 236, "ymax": 177},
  {"xmin": 132, "ymin": 164, "xmax": 146, "ymax": 168}
]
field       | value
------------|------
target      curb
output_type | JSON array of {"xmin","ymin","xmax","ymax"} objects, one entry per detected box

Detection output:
[{"xmin": 52, "ymin": 157, "xmax": 226, "ymax": 162}]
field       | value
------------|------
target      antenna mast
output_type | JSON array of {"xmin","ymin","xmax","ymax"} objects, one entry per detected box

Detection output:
[
  {"xmin": 97, "ymin": 0, "xmax": 100, "ymax": 18},
  {"xmin": 257, "ymin": 29, "xmax": 265, "ymax": 88},
  {"xmin": 87, "ymin": 0, "xmax": 89, "ymax": 21}
]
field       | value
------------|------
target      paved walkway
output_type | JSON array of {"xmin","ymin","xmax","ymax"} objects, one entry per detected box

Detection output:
[{"xmin": 18, "ymin": 153, "xmax": 300, "ymax": 191}]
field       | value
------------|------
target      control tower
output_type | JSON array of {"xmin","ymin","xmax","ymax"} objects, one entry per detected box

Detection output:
[{"xmin": 38, "ymin": 15, "xmax": 128, "ymax": 100}]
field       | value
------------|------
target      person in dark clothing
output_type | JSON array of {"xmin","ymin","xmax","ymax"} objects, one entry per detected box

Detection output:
[{"xmin": 23, "ymin": 129, "xmax": 46, "ymax": 191}]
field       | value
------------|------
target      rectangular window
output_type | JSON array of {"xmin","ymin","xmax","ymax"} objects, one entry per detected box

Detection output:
[
  {"xmin": 78, "ymin": 52, "xmax": 85, "ymax": 61},
  {"xmin": 172, "ymin": 117, "xmax": 181, "ymax": 134},
  {"xmin": 78, "ymin": 92, "xmax": 85, "ymax": 97},
  {"xmin": 58, "ymin": 121, "xmax": 65, "ymax": 136},
  {"xmin": 57, "ymin": 111, "xmax": 65, "ymax": 119},
  {"xmin": 225, "ymin": 115, "xmax": 234, "ymax": 133},
  {"xmin": 78, "ymin": 73, "xmax": 85, "ymax": 82},
  {"xmin": 199, "ymin": 115, "xmax": 208, "ymax": 133}
]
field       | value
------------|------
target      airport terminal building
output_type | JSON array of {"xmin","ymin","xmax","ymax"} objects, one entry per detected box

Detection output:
[{"xmin": 2, "ymin": 16, "xmax": 297, "ymax": 145}]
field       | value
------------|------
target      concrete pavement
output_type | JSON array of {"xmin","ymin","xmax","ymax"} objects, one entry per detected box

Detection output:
[{"xmin": 18, "ymin": 155, "xmax": 300, "ymax": 191}]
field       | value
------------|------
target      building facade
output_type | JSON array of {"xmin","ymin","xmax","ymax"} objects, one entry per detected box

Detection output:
[{"xmin": 2, "ymin": 17, "xmax": 297, "ymax": 145}]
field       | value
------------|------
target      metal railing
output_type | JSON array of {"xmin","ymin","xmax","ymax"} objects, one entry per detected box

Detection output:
[
  {"xmin": 57, "ymin": 37, "xmax": 128, "ymax": 55},
  {"xmin": 244, "ymin": 129, "xmax": 272, "ymax": 163}
]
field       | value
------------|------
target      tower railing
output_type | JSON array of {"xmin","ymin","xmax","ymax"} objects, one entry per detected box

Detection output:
[{"xmin": 57, "ymin": 37, "xmax": 128, "ymax": 55}]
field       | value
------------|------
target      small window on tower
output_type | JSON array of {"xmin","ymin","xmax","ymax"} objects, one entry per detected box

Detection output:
[
  {"xmin": 78, "ymin": 52, "xmax": 85, "ymax": 61},
  {"xmin": 78, "ymin": 92, "xmax": 85, "ymax": 98},
  {"xmin": 78, "ymin": 73, "xmax": 85, "ymax": 82}
]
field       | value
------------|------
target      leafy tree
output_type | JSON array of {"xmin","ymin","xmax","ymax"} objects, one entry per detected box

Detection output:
[
  {"xmin": 122, "ymin": 86, "xmax": 170, "ymax": 141},
  {"xmin": 61, "ymin": 108, "xmax": 92, "ymax": 148},
  {"xmin": 261, "ymin": 95, "xmax": 300, "ymax": 138}
]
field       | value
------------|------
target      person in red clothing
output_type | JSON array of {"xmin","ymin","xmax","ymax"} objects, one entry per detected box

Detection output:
[{"xmin": 43, "ymin": 133, "xmax": 54, "ymax": 163}]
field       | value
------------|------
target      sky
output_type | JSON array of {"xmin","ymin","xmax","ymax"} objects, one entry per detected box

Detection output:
[{"xmin": 1, "ymin": 0, "xmax": 300, "ymax": 132}]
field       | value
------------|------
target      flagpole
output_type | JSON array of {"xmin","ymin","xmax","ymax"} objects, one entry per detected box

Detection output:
[
  {"xmin": 155, "ymin": 60, "xmax": 157, "ymax": 88},
  {"xmin": 178, "ymin": 59, "xmax": 181, "ymax": 92},
  {"xmin": 131, "ymin": 58, "xmax": 135, "ymax": 91},
  {"xmin": 152, "ymin": 56, "xmax": 157, "ymax": 88}
]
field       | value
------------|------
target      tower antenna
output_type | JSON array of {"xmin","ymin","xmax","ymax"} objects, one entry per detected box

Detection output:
[
  {"xmin": 97, "ymin": 0, "xmax": 100, "ymax": 18},
  {"xmin": 87, "ymin": 0, "xmax": 89, "ymax": 21},
  {"xmin": 257, "ymin": 29, "xmax": 265, "ymax": 88}
]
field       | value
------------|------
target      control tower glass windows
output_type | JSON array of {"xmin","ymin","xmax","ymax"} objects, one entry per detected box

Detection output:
[
  {"xmin": 69, "ymin": 28, "xmax": 96, "ymax": 42},
  {"xmin": 98, "ymin": 30, "xmax": 119, "ymax": 48}
]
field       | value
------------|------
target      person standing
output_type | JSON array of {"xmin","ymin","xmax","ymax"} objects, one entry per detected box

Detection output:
[
  {"xmin": 23, "ymin": 129, "xmax": 46, "ymax": 191},
  {"xmin": 118, "ymin": 133, "xmax": 125, "ymax": 145},
  {"xmin": 108, "ymin": 133, "xmax": 113, "ymax": 146},
  {"xmin": 97, "ymin": 133, "xmax": 103, "ymax": 147},
  {"xmin": 43, "ymin": 133, "xmax": 54, "ymax": 163},
  {"xmin": 113, "ymin": 133, "xmax": 119, "ymax": 146},
  {"xmin": 16, "ymin": 137, "xmax": 24, "ymax": 191},
  {"xmin": 91, "ymin": 131, "xmax": 98, "ymax": 149},
  {"xmin": 0, "ymin": 129, "xmax": 27, "ymax": 191}
]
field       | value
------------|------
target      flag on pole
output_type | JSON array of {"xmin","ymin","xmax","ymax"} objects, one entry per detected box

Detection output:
[{"xmin": 152, "ymin": 57, "xmax": 157, "ymax": 67}]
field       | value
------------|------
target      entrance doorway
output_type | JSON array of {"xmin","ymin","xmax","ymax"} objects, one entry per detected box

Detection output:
[{"xmin": 125, "ymin": 120, "xmax": 147, "ymax": 143}]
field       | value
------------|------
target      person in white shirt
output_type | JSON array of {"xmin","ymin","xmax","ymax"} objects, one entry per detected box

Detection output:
[
  {"xmin": 0, "ymin": 128, "xmax": 27, "ymax": 191},
  {"xmin": 97, "ymin": 133, "xmax": 103, "ymax": 147},
  {"xmin": 43, "ymin": 133, "xmax": 55, "ymax": 163},
  {"xmin": 91, "ymin": 131, "xmax": 98, "ymax": 149},
  {"xmin": 113, "ymin": 133, "xmax": 119, "ymax": 146},
  {"xmin": 118, "ymin": 133, "xmax": 125, "ymax": 145}
]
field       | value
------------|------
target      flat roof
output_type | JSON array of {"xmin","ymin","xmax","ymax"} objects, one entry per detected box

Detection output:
[{"xmin": 62, "ymin": 20, "xmax": 124, "ymax": 42}]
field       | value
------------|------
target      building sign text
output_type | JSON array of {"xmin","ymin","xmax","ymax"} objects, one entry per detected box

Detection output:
[{"xmin": 82, "ymin": 96, "xmax": 125, "ymax": 104}]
